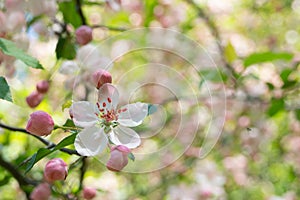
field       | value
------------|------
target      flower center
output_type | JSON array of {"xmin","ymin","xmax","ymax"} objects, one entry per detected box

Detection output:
[{"xmin": 95, "ymin": 98, "xmax": 127, "ymax": 124}]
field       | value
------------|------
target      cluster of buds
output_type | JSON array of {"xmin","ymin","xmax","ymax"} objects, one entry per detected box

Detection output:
[{"xmin": 26, "ymin": 80, "xmax": 50, "ymax": 108}]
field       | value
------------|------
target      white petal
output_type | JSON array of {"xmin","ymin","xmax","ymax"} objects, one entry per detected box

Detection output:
[
  {"xmin": 109, "ymin": 125, "xmax": 141, "ymax": 148},
  {"xmin": 98, "ymin": 83, "xmax": 119, "ymax": 110},
  {"xmin": 118, "ymin": 102, "xmax": 148, "ymax": 127},
  {"xmin": 71, "ymin": 101, "xmax": 98, "ymax": 127},
  {"xmin": 74, "ymin": 126, "xmax": 108, "ymax": 156}
]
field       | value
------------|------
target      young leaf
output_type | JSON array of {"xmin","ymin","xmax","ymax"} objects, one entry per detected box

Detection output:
[
  {"xmin": 0, "ymin": 38, "xmax": 43, "ymax": 69},
  {"xmin": 24, "ymin": 134, "xmax": 76, "ymax": 173},
  {"xmin": 224, "ymin": 42, "xmax": 237, "ymax": 63},
  {"xmin": 56, "ymin": 36, "xmax": 76, "ymax": 60},
  {"xmin": 62, "ymin": 100, "xmax": 72, "ymax": 111},
  {"xmin": 0, "ymin": 76, "xmax": 13, "ymax": 102},
  {"xmin": 62, "ymin": 119, "xmax": 76, "ymax": 128},
  {"xmin": 244, "ymin": 52, "xmax": 293, "ymax": 67},
  {"xmin": 59, "ymin": 1, "xmax": 83, "ymax": 28}
]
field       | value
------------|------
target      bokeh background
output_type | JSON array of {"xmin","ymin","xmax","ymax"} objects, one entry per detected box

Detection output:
[{"xmin": 0, "ymin": 0, "xmax": 300, "ymax": 199}]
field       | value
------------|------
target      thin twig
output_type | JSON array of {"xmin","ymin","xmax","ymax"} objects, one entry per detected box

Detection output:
[
  {"xmin": 75, "ymin": 0, "xmax": 87, "ymax": 25},
  {"xmin": 0, "ymin": 122, "xmax": 80, "ymax": 156},
  {"xmin": 0, "ymin": 155, "xmax": 38, "ymax": 186},
  {"xmin": 91, "ymin": 24, "xmax": 128, "ymax": 32}
]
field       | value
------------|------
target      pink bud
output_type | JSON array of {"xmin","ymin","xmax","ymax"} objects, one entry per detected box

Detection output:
[
  {"xmin": 83, "ymin": 187, "xmax": 97, "ymax": 199},
  {"xmin": 92, "ymin": 69, "xmax": 112, "ymax": 89},
  {"xmin": 36, "ymin": 80, "xmax": 50, "ymax": 94},
  {"xmin": 26, "ymin": 111, "xmax": 54, "ymax": 136},
  {"xmin": 44, "ymin": 158, "xmax": 68, "ymax": 183},
  {"xmin": 75, "ymin": 25, "xmax": 93, "ymax": 45},
  {"xmin": 26, "ymin": 91, "xmax": 44, "ymax": 108},
  {"xmin": 106, "ymin": 145, "xmax": 130, "ymax": 172},
  {"xmin": 30, "ymin": 183, "xmax": 51, "ymax": 200}
]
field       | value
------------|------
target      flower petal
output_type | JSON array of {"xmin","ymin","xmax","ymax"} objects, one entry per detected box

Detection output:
[
  {"xmin": 98, "ymin": 83, "xmax": 119, "ymax": 110},
  {"xmin": 109, "ymin": 125, "xmax": 141, "ymax": 148},
  {"xmin": 71, "ymin": 101, "xmax": 98, "ymax": 127},
  {"xmin": 118, "ymin": 102, "xmax": 148, "ymax": 127},
  {"xmin": 74, "ymin": 126, "xmax": 108, "ymax": 156}
]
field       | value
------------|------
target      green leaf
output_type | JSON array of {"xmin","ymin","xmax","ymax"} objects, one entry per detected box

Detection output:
[
  {"xmin": 25, "ymin": 134, "xmax": 76, "ymax": 173},
  {"xmin": 128, "ymin": 152, "xmax": 135, "ymax": 161},
  {"xmin": 25, "ymin": 148, "xmax": 51, "ymax": 173},
  {"xmin": 0, "ymin": 76, "xmax": 12, "ymax": 102},
  {"xmin": 148, "ymin": 104, "xmax": 158, "ymax": 115},
  {"xmin": 53, "ymin": 134, "xmax": 76, "ymax": 151},
  {"xmin": 244, "ymin": 52, "xmax": 293, "ymax": 67},
  {"xmin": 0, "ymin": 38, "xmax": 44, "ymax": 69},
  {"xmin": 62, "ymin": 119, "xmax": 76, "ymax": 128},
  {"xmin": 267, "ymin": 98, "xmax": 285, "ymax": 117},
  {"xmin": 224, "ymin": 42, "xmax": 237, "ymax": 63},
  {"xmin": 59, "ymin": 1, "xmax": 83, "ymax": 28},
  {"xmin": 62, "ymin": 100, "xmax": 72, "ymax": 111},
  {"xmin": 55, "ymin": 36, "xmax": 76, "ymax": 60}
]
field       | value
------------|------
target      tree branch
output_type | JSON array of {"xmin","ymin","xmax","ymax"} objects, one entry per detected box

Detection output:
[
  {"xmin": 75, "ymin": 0, "xmax": 87, "ymax": 25},
  {"xmin": 0, "ymin": 155, "xmax": 38, "ymax": 187},
  {"xmin": 0, "ymin": 122, "xmax": 80, "ymax": 156}
]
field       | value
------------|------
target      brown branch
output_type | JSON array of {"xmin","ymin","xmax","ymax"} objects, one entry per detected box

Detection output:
[
  {"xmin": 0, "ymin": 122, "xmax": 80, "ymax": 156},
  {"xmin": 0, "ymin": 155, "xmax": 38, "ymax": 186}
]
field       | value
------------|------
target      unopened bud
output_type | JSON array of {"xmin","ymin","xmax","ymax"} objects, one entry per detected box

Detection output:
[
  {"xmin": 92, "ymin": 69, "xmax": 112, "ymax": 89},
  {"xmin": 26, "ymin": 111, "xmax": 54, "ymax": 136},
  {"xmin": 30, "ymin": 183, "xmax": 51, "ymax": 200},
  {"xmin": 26, "ymin": 91, "xmax": 43, "ymax": 108},
  {"xmin": 106, "ymin": 145, "xmax": 130, "ymax": 172},
  {"xmin": 44, "ymin": 158, "xmax": 68, "ymax": 182},
  {"xmin": 83, "ymin": 187, "xmax": 97, "ymax": 199},
  {"xmin": 75, "ymin": 25, "xmax": 93, "ymax": 45},
  {"xmin": 36, "ymin": 80, "xmax": 50, "ymax": 94}
]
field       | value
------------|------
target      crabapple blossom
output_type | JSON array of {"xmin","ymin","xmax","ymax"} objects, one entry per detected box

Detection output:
[
  {"xmin": 72, "ymin": 83, "xmax": 148, "ymax": 156},
  {"xmin": 30, "ymin": 183, "xmax": 51, "ymax": 200},
  {"xmin": 75, "ymin": 25, "xmax": 93, "ymax": 45},
  {"xmin": 26, "ymin": 111, "xmax": 54, "ymax": 136},
  {"xmin": 106, "ymin": 145, "xmax": 130, "ymax": 172},
  {"xmin": 36, "ymin": 80, "xmax": 50, "ymax": 94},
  {"xmin": 44, "ymin": 158, "xmax": 68, "ymax": 182},
  {"xmin": 26, "ymin": 91, "xmax": 44, "ymax": 108},
  {"xmin": 83, "ymin": 187, "xmax": 97, "ymax": 199},
  {"xmin": 92, "ymin": 69, "xmax": 112, "ymax": 89}
]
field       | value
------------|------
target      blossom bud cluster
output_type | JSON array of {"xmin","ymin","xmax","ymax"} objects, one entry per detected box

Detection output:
[
  {"xmin": 26, "ymin": 80, "xmax": 50, "ymax": 108},
  {"xmin": 30, "ymin": 158, "xmax": 98, "ymax": 199}
]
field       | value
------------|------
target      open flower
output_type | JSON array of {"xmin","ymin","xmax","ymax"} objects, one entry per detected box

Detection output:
[{"xmin": 72, "ymin": 83, "xmax": 148, "ymax": 156}]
